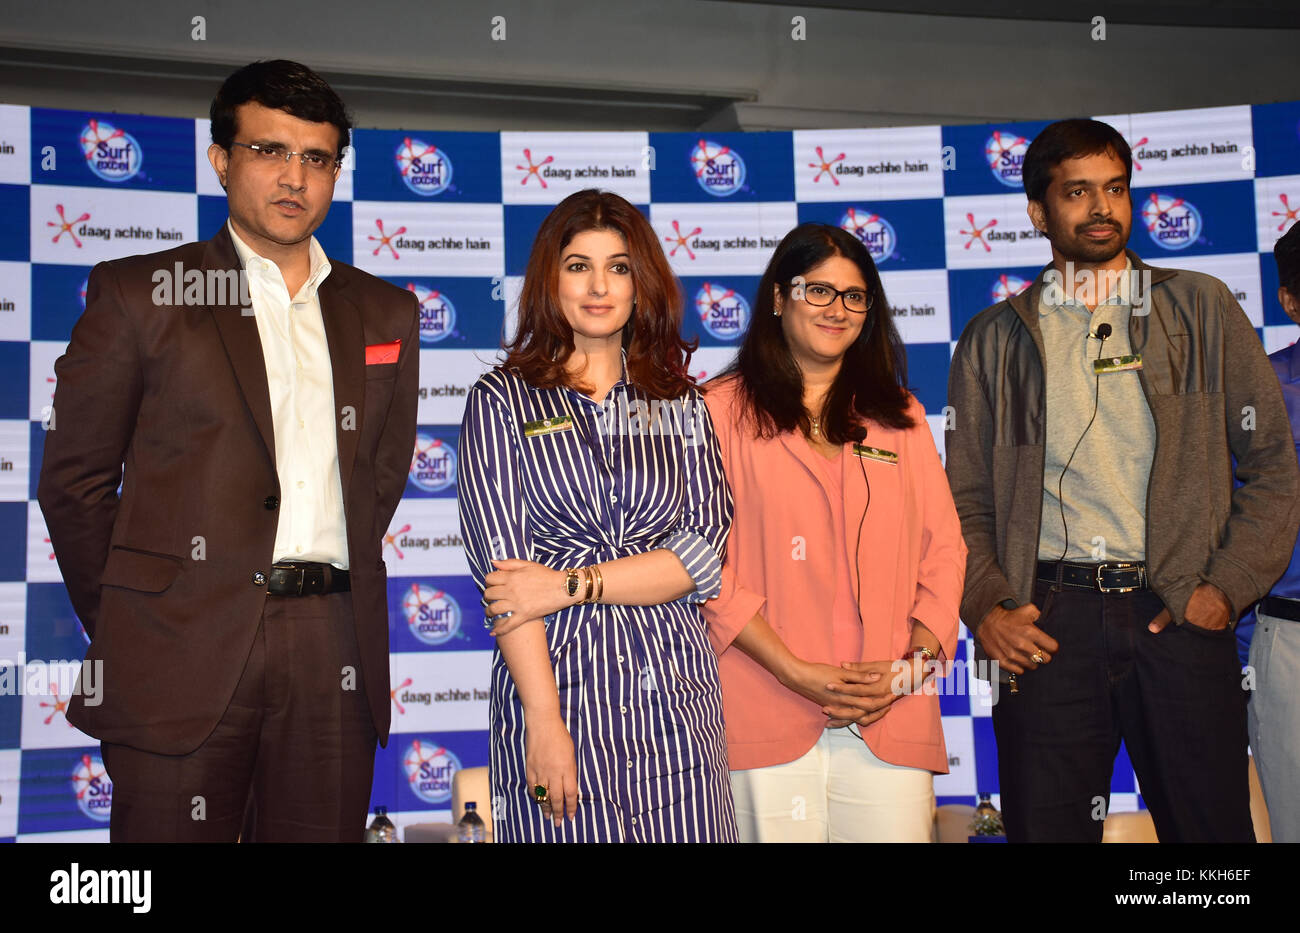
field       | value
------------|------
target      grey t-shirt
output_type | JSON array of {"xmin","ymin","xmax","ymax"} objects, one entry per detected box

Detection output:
[{"xmin": 1038, "ymin": 261, "xmax": 1156, "ymax": 562}]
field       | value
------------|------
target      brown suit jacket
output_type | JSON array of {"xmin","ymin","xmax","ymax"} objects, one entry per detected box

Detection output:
[{"xmin": 37, "ymin": 224, "xmax": 419, "ymax": 755}]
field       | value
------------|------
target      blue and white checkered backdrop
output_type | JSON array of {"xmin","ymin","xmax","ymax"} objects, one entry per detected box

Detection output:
[{"xmin": 1, "ymin": 100, "xmax": 1298, "ymax": 840}]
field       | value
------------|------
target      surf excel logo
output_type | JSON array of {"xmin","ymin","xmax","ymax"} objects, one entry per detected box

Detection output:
[
  {"xmin": 691, "ymin": 139, "xmax": 746, "ymax": 196},
  {"xmin": 410, "ymin": 433, "xmax": 456, "ymax": 492},
  {"xmin": 407, "ymin": 283, "xmax": 456, "ymax": 343},
  {"xmin": 395, "ymin": 137, "xmax": 453, "ymax": 196},
  {"xmin": 1141, "ymin": 192, "xmax": 1202, "ymax": 250},
  {"xmin": 402, "ymin": 583, "xmax": 462, "ymax": 646},
  {"xmin": 985, "ymin": 130, "xmax": 1029, "ymax": 188},
  {"xmin": 840, "ymin": 207, "xmax": 897, "ymax": 263},
  {"xmin": 80, "ymin": 118, "xmax": 142, "ymax": 182},
  {"xmin": 71, "ymin": 753, "xmax": 113, "ymax": 822},
  {"xmin": 695, "ymin": 283, "xmax": 749, "ymax": 340},
  {"xmin": 404, "ymin": 740, "xmax": 460, "ymax": 804}
]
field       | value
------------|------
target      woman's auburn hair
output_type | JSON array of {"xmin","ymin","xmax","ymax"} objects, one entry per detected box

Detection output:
[{"xmin": 502, "ymin": 188, "xmax": 697, "ymax": 400}]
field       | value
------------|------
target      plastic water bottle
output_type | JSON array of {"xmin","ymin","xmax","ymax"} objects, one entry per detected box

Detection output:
[
  {"xmin": 364, "ymin": 806, "xmax": 398, "ymax": 843},
  {"xmin": 457, "ymin": 801, "xmax": 486, "ymax": 843},
  {"xmin": 970, "ymin": 793, "xmax": 1004, "ymax": 837}
]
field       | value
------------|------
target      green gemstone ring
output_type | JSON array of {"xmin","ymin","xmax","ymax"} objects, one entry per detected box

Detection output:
[{"xmin": 533, "ymin": 784, "xmax": 549, "ymax": 804}]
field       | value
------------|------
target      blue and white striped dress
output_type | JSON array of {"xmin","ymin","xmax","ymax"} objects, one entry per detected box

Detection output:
[{"xmin": 457, "ymin": 363, "xmax": 738, "ymax": 842}]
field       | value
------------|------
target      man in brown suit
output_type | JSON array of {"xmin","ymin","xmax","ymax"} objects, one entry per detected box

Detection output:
[{"xmin": 37, "ymin": 60, "xmax": 419, "ymax": 842}]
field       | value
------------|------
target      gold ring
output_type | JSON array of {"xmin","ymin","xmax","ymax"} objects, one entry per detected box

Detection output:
[
  {"xmin": 1031, "ymin": 651, "xmax": 1045, "ymax": 664},
  {"xmin": 533, "ymin": 783, "xmax": 549, "ymax": 805}
]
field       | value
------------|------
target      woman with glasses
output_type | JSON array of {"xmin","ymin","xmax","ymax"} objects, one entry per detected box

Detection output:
[
  {"xmin": 457, "ymin": 189, "xmax": 737, "ymax": 842},
  {"xmin": 701, "ymin": 222, "xmax": 967, "ymax": 842}
]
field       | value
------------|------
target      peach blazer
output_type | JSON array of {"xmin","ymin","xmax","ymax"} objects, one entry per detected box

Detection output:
[{"xmin": 701, "ymin": 376, "xmax": 967, "ymax": 773}]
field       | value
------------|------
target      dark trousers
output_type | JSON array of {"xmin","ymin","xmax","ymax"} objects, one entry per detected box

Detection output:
[
  {"xmin": 102, "ymin": 591, "xmax": 378, "ymax": 842},
  {"xmin": 991, "ymin": 579, "xmax": 1254, "ymax": 843}
]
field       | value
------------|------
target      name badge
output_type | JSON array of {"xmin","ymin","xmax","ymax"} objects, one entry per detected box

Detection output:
[
  {"xmin": 852, "ymin": 444, "xmax": 898, "ymax": 464},
  {"xmin": 1093, "ymin": 353, "xmax": 1142, "ymax": 374},
  {"xmin": 523, "ymin": 415, "xmax": 574, "ymax": 438}
]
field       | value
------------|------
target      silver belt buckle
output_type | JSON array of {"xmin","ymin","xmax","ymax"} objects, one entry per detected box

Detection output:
[{"xmin": 1096, "ymin": 561, "xmax": 1144, "ymax": 594}]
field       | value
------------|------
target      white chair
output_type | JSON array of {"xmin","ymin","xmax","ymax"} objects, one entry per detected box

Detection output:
[{"xmin": 451, "ymin": 765, "xmax": 492, "ymax": 827}]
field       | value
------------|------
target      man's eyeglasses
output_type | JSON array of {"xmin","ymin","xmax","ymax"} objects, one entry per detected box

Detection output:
[
  {"xmin": 797, "ymin": 281, "xmax": 873, "ymax": 313},
  {"xmin": 231, "ymin": 142, "xmax": 342, "ymax": 174}
]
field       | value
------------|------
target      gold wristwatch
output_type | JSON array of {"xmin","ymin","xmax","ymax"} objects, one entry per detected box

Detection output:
[{"xmin": 564, "ymin": 567, "xmax": 582, "ymax": 600}]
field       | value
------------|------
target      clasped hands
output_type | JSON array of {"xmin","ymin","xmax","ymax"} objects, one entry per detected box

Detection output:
[
  {"xmin": 482, "ymin": 559, "xmax": 579, "ymax": 637},
  {"xmin": 782, "ymin": 656, "xmax": 937, "ymax": 729}
]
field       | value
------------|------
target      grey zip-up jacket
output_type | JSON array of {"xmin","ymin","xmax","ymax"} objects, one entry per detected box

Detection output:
[{"xmin": 946, "ymin": 249, "xmax": 1300, "ymax": 675}]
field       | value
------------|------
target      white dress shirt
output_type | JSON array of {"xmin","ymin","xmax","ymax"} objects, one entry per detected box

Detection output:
[{"xmin": 228, "ymin": 221, "xmax": 350, "ymax": 569}]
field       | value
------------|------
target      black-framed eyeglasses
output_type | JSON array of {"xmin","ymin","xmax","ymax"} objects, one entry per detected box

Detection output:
[
  {"xmin": 796, "ymin": 281, "xmax": 873, "ymax": 313},
  {"xmin": 231, "ymin": 142, "xmax": 343, "ymax": 174}
]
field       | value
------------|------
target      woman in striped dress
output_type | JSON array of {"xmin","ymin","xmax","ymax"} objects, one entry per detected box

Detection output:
[{"xmin": 457, "ymin": 189, "xmax": 737, "ymax": 842}]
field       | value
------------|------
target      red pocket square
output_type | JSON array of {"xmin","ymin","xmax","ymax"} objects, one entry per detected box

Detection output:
[{"xmin": 365, "ymin": 340, "xmax": 400, "ymax": 365}]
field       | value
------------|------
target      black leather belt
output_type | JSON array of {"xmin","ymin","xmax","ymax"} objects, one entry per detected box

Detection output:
[
  {"xmin": 267, "ymin": 562, "xmax": 350, "ymax": 596},
  {"xmin": 1260, "ymin": 595, "xmax": 1300, "ymax": 623},
  {"xmin": 1037, "ymin": 559, "xmax": 1149, "ymax": 594}
]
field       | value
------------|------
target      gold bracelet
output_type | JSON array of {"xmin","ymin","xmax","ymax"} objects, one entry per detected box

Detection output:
[
  {"xmin": 590, "ymin": 563, "xmax": 604, "ymax": 604},
  {"xmin": 581, "ymin": 566, "xmax": 595, "ymax": 604}
]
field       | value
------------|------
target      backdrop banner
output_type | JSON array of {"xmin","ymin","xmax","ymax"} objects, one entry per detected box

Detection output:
[{"xmin": 1, "ymin": 100, "xmax": 1297, "ymax": 839}]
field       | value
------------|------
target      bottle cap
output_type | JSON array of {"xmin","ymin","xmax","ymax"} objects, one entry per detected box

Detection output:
[
  {"xmin": 465, "ymin": 801, "xmax": 477, "ymax": 810},
  {"xmin": 375, "ymin": 805, "xmax": 388, "ymax": 816}
]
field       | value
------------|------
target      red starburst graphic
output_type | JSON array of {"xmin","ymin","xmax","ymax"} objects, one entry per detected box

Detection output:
[
  {"xmin": 369, "ymin": 219, "xmax": 406, "ymax": 259},
  {"xmin": 995, "ymin": 274, "xmax": 1031, "ymax": 298},
  {"xmin": 697, "ymin": 282, "xmax": 737, "ymax": 321},
  {"xmin": 516, "ymin": 148, "xmax": 554, "ymax": 187},
  {"xmin": 691, "ymin": 139, "xmax": 731, "ymax": 179},
  {"xmin": 397, "ymin": 137, "xmax": 440, "ymax": 177},
  {"xmin": 406, "ymin": 282, "xmax": 443, "ymax": 311},
  {"xmin": 1127, "ymin": 136, "xmax": 1150, "ymax": 171},
  {"xmin": 664, "ymin": 220, "xmax": 702, "ymax": 260},
  {"xmin": 48, "ymin": 204, "xmax": 90, "ymax": 247},
  {"xmin": 1143, "ymin": 193, "xmax": 1186, "ymax": 233},
  {"xmin": 841, "ymin": 207, "xmax": 881, "ymax": 242},
  {"xmin": 809, "ymin": 146, "xmax": 846, "ymax": 185},
  {"xmin": 40, "ymin": 683, "xmax": 73, "ymax": 725},
  {"xmin": 960, "ymin": 213, "xmax": 998, "ymax": 252},
  {"xmin": 80, "ymin": 118, "xmax": 124, "ymax": 159},
  {"xmin": 384, "ymin": 523, "xmax": 412, "ymax": 559},
  {"xmin": 72, "ymin": 753, "xmax": 107, "ymax": 803},
  {"xmin": 1272, "ymin": 193, "xmax": 1300, "ymax": 232},
  {"xmin": 404, "ymin": 739, "xmax": 447, "ymax": 787},
  {"xmin": 390, "ymin": 677, "xmax": 413, "ymax": 714},
  {"xmin": 410, "ymin": 434, "xmax": 444, "ymax": 475}
]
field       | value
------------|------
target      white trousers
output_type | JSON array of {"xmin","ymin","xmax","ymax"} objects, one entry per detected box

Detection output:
[
  {"xmin": 1248, "ymin": 611, "xmax": 1300, "ymax": 843},
  {"xmin": 730, "ymin": 727, "xmax": 935, "ymax": 843}
]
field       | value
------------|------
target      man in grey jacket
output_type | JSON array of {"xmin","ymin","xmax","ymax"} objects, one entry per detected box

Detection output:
[{"xmin": 946, "ymin": 118, "xmax": 1300, "ymax": 842}]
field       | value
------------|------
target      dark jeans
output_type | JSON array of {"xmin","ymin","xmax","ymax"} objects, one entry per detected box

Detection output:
[
  {"xmin": 991, "ymin": 579, "xmax": 1254, "ymax": 843},
  {"xmin": 102, "ymin": 591, "xmax": 377, "ymax": 842}
]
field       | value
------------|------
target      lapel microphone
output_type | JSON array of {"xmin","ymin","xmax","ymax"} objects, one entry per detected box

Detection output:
[
  {"xmin": 1091, "ymin": 322, "xmax": 1113, "ymax": 340},
  {"xmin": 850, "ymin": 424, "xmax": 871, "ymax": 616}
]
